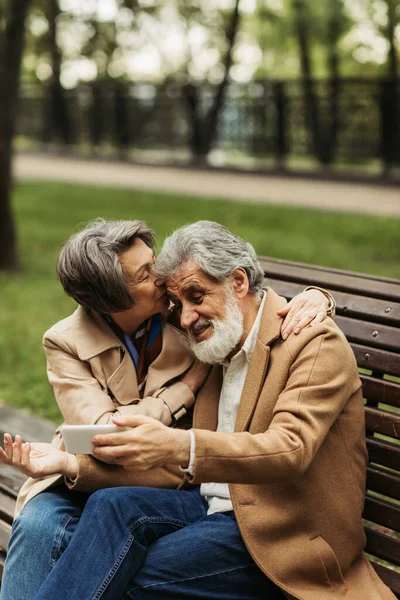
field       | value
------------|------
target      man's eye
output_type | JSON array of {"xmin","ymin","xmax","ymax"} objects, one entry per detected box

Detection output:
[{"xmin": 192, "ymin": 296, "xmax": 203, "ymax": 305}]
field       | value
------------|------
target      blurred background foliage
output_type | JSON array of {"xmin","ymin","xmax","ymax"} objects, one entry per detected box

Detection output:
[{"xmin": 22, "ymin": 0, "xmax": 399, "ymax": 87}]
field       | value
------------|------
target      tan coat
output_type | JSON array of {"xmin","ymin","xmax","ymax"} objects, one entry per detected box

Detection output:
[
  {"xmin": 16, "ymin": 305, "xmax": 195, "ymax": 516},
  {"xmin": 188, "ymin": 288, "xmax": 394, "ymax": 600}
]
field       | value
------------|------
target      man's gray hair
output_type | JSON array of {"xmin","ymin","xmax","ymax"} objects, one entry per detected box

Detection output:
[
  {"xmin": 57, "ymin": 219, "xmax": 154, "ymax": 313},
  {"xmin": 156, "ymin": 221, "xmax": 264, "ymax": 293}
]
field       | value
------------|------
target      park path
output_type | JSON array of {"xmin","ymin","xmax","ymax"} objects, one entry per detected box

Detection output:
[{"xmin": 14, "ymin": 153, "xmax": 400, "ymax": 217}]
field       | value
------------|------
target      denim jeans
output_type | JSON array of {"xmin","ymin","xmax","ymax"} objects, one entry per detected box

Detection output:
[
  {"xmin": 32, "ymin": 486, "xmax": 284, "ymax": 600},
  {"xmin": 0, "ymin": 485, "xmax": 90, "ymax": 600}
]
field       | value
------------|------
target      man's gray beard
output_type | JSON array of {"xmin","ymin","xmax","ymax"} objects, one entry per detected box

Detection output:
[{"xmin": 188, "ymin": 288, "xmax": 244, "ymax": 365}]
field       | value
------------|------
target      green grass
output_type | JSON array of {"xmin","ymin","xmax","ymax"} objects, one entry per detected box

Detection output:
[{"xmin": 1, "ymin": 180, "xmax": 400, "ymax": 422}]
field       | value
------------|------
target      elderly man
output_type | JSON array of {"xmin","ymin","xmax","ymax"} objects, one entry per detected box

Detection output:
[{"xmin": 5, "ymin": 222, "xmax": 395, "ymax": 600}]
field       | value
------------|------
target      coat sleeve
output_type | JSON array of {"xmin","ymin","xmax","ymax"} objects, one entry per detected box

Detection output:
[
  {"xmin": 188, "ymin": 328, "xmax": 362, "ymax": 485},
  {"xmin": 64, "ymin": 455, "xmax": 183, "ymax": 492},
  {"xmin": 43, "ymin": 329, "xmax": 195, "ymax": 428}
]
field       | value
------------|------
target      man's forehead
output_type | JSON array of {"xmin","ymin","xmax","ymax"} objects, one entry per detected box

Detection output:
[{"xmin": 166, "ymin": 261, "xmax": 209, "ymax": 292}]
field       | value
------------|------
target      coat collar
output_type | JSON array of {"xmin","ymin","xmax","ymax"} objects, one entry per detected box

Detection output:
[
  {"xmin": 194, "ymin": 287, "xmax": 288, "ymax": 432},
  {"xmin": 257, "ymin": 286, "xmax": 287, "ymax": 348},
  {"xmin": 72, "ymin": 306, "xmax": 122, "ymax": 360},
  {"xmin": 234, "ymin": 287, "xmax": 287, "ymax": 431}
]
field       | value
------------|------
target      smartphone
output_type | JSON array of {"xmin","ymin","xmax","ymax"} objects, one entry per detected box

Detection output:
[{"xmin": 61, "ymin": 424, "xmax": 128, "ymax": 454}]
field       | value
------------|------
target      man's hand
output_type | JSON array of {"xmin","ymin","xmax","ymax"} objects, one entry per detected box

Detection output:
[
  {"xmin": 0, "ymin": 433, "xmax": 78, "ymax": 479},
  {"xmin": 278, "ymin": 288, "xmax": 330, "ymax": 340},
  {"xmin": 91, "ymin": 415, "xmax": 191, "ymax": 471}
]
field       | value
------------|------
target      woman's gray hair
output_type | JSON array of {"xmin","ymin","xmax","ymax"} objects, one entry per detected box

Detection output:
[
  {"xmin": 57, "ymin": 219, "xmax": 154, "ymax": 313},
  {"xmin": 156, "ymin": 221, "xmax": 264, "ymax": 293}
]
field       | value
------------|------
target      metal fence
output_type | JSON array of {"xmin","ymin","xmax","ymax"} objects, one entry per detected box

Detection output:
[{"xmin": 17, "ymin": 77, "xmax": 400, "ymax": 177}]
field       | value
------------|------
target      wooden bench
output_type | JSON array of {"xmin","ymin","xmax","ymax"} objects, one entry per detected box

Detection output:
[{"xmin": 1, "ymin": 257, "xmax": 399, "ymax": 597}]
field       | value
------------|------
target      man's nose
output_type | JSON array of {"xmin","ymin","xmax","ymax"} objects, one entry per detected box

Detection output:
[{"xmin": 180, "ymin": 306, "xmax": 198, "ymax": 330}]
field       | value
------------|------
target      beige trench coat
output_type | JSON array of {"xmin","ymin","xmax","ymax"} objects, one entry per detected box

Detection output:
[{"xmin": 15, "ymin": 305, "xmax": 196, "ymax": 516}]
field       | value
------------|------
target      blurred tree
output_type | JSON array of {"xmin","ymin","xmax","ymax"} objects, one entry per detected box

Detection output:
[
  {"xmin": 291, "ymin": 0, "xmax": 324, "ymax": 162},
  {"xmin": 0, "ymin": 0, "xmax": 32, "ymax": 270},
  {"xmin": 182, "ymin": 0, "xmax": 242, "ymax": 164},
  {"xmin": 41, "ymin": 0, "xmax": 73, "ymax": 145},
  {"xmin": 381, "ymin": 0, "xmax": 399, "ymax": 170}
]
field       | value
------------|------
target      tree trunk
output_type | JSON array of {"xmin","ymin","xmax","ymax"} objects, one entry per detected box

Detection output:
[
  {"xmin": 326, "ymin": 0, "xmax": 342, "ymax": 164},
  {"xmin": 0, "ymin": 0, "xmax": 32, "ymax": 271},
  {"xmin": 292, "ymin": 0, "xmax": 324, "ymax": 164},
  {"xmin": 42, "ymin": 0, "xmax": 73, "ymax": 146},
  {"xmin": 184, "ymin": 0, "xmax": 241, "ymax": 164},
  {"xmin": 382, "ymin": 0, "xmax": 399, "ymax": 171}
]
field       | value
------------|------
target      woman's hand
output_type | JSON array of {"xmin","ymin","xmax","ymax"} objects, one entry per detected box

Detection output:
[
  {"xmin": 0, "ymin": 434, "xmax": 78, "ymax": 479},
  {"xmin": 278, "ymin": 288, "xmax": 332, "ymax": 340}
]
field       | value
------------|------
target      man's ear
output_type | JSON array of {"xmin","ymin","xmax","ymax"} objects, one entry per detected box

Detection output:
[{"xmin": 231, "ymin": 268, "xmax": 249, "ymax": 298}]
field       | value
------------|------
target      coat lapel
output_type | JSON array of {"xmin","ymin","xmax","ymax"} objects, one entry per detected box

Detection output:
[
  {"xmin": 193, "ymin": 365, "xmax": 222, "ymax": 431},
  {"xmin": 235, "ymin": 288, "xmax": 287, "ymax": 432},
  {"xmin": 145, "ymin": 322, "xmax": 194, "ymax": 396}
]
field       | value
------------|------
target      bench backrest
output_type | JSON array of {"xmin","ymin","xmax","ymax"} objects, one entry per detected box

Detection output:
[{"xmin": 260, "ymin": 257, "xmax": 400, "ymax": 597}]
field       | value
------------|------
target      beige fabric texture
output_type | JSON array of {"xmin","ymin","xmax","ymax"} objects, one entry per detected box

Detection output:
[
  {"xmin": 15, "ymin": 306, "xmax": 196, "ymax": 515},
  {"xmin": 186, "ymin": 288, "xmax": 394, "ymax": 600}
]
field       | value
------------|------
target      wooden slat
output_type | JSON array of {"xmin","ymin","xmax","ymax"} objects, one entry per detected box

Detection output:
[
  {"xmin": 0, "ymin": 466, "xmax": 27, "ymax": 498},
  {"xmin": 0, "ymin": 551, "xmax": 6, "ymax": 579},
  {"xmin": 352, "ymin": 344, "xmax": 400, "ymax": 377},
  {"xmin": 259, "ymin": 257, "xmax": 400, "ymax": 301},
  {"xmin": 371, "ymin": 562, "xmax": 400, "ymax": 597},
  {"xmin": 266, "ymin": 278, "xmax": 400, "ymax": 327},
  {"xmin": 367, "ymin": 437, "xmax": 400, "ymax": 471},
  {"xmin": 335, "ymin": 317, "xmax": 400, "ymax": 353},
  {"xmin": 365, "ymin": 526, "xmax": 400, "ymax": 566},
  {"xmin": 0, "ymin": 492, "xmax": 16, "ymax": 524},
  {"xmin": 361, "ymin": 375, "xmax": 400, "ymax": 409},
  {"xmin": 365, "ymin": 407, "xmax": 400, "ymax": 439},
  {"xmin": 363, "ymin": 494, "xmax": 400, "ymax": 530},
  {"xmin": 367, "ymin": 466, "xmax": 400, "ymax": 501},
  {"xmin": 0, "ymin": 520, "xmax": 11, "ymax": 554}
]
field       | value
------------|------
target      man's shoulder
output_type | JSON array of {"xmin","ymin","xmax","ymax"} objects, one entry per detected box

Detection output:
[{"xmin": 283, "ymin": 317, "xmax": 356, "ymax": 369}]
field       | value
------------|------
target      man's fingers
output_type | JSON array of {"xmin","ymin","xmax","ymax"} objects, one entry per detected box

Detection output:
[
  {"xmin": 92, "ymin": 444, "xmax": 137, "ymax": 459},
  {"xmin": 92, "ymin": 430, "xmax": 136, "ymax": 447},
  {"xmin": 112, "ymin": 414, "xmax": 151, "ymax": 428}
]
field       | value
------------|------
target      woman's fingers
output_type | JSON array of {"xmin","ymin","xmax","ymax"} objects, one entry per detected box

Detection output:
[
  {"xmin": 310, "ymin": 311, "xmax": 325, "ymax": 327},
  {"xmin": 4, "ymin": 433, "xmax": 14, "ymax": 462},
  {"xmin": 13, "ymin": 435, "xmax": 23, "ymax": 464},
  {"xmin": 21, "ymin": 441, "xmax": 31, "ymax": 470}
]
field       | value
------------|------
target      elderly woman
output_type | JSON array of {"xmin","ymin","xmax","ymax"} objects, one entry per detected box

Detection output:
[{"xmin": 0, "ymin": 219, "xmax": 333, "ymax": 600}]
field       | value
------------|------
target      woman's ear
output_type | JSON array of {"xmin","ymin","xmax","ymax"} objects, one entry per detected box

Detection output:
[{"xmin": 231, "ymin": 268, "xmax": 249, "ymax": 298}]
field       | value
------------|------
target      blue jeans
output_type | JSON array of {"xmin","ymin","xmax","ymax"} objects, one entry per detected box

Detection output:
[
  {"xmin": 32, "ymin": 486, "xmax": 284, "ymax": 600},
  {"xmin": 0, "ymin": 485, "xmax": 90, "ymax": 600}
]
